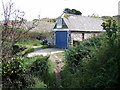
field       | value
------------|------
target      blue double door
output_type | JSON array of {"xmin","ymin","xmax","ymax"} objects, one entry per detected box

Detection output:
[{"xmin": 55, "ymin": 31, "xmax": 68, "ymax": 49}]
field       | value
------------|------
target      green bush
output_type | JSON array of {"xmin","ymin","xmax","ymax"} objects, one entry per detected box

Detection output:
[
  {"xmin": 65, "ymin": 34, "xmax": 106, "ymax": 72},
  {"xmin": 17, "ymin": 47, "xmax": 34, "ymax": 56},
  {"xmin": 29, "ymin": 56, "xmax": 49, "ymax": 78},
  {"xmin": 44, "ymin": 60, "xmax": 56, "ymax": 88},
  {"xmin": 62, "ymin": 35, "xmax": 120, "ymax": 88},
  {"xmin": 27, "ymin": 56, "xmax": 56, "ymax": 88},
  {"xmin": 61, "ymin": 20, "xmax": 120, "ymax": 88},
  {"xmin": 32, "ymin": 77, "xmax": 47, "ymax": 88},
  {"xmin": 2, "ymin": 55, "xmax": 52, "ymax": 88},
  {"xmin": 76, "ymin": 38, "xmax": 120, "ymax": 88},
  {"xmin": 2, "ymin": 57, "xmax": 34, "ymax": 88}
]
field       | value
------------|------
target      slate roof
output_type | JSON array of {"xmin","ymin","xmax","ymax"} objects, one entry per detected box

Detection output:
[
  {"xmin": 62, "ymin": 15, "xmax": 104, "ymax": 32},
  {"xmin": 31, "ymin": 21, "xmax": 55, "ymax": 32},
  {"xmin": 22, "ymin": 21, "xmax": 55, "ymax": 33}
]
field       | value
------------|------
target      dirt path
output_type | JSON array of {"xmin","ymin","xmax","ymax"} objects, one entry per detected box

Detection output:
[{"xmin": 49, "ymin": 54, "xmax": 65, "ymax": 88}]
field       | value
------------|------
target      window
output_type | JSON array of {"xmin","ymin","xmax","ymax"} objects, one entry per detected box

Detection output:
[
  {"xmin": 57, "ymin": 19, "xmax": 62, "ymax": 28},
  {"xmin": 73, "ymin": 40, "xmax": 80, "ymax": 46},
  {"xmin": 82, "ymin": 33, "xmax": 84, "ymax": 41}
]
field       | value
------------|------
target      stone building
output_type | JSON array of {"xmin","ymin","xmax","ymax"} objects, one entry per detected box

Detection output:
[{"xmin": 52, "ymin": 14, "xmax": 104, "ymax": 48}]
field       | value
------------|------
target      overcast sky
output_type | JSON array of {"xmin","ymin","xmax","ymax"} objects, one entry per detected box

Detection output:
[{"xmin": 0, "ymin": 0, "xmax": 120, "ymax": 20}]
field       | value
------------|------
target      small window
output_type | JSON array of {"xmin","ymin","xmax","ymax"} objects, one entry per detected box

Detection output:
[
  {"xmin": 57, "ymin": 19, "xmax": 62, "ymax": 28},
  {"xmin": 73, "ymin": 40, "xmax": 80, "ymax": 46},
  {"xmin": 82, "ymin": 33, "xmax": 84, "ymax": 41}
]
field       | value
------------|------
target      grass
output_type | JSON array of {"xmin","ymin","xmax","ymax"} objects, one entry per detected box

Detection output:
[
  {"xmin": 54, "ymin": 52, "xmax": 65, "ymax": 56},
  {"xmin": 32, "ymin": 77, "xmax": 47, "ymax": 88},
  {"xmin": 17, "ymin": 39, "xmax": 42, "ymax": 46},
  {"xmin": 41, "ymin": 45, "xmax": 56, "ymax": 49},
  {"xmin": 17, "ymin": 47, "xmax": 34, "ymax": 56},
  {"xmin": 44, "ymin": 60, "xmax": 56, "ymax": 88},
  {"xmin": 30, "ymin": 61, "xmax": 56, "ymax": 88},
  {"xmin": 23, "ymin": 56, "xmax": 56, "ymax": 88},
  {"xmin": 17, "ymin": 38, "xmax": 56, "ymax": 49}
]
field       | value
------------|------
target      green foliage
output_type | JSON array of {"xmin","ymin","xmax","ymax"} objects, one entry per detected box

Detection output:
[
  {"xmin": 65, "ymin": 35, "xmax": 105, "ymax": 72},
  {"xmin": 17, "ymin": 47, "xmax": 34, "ymax": 56},
  {"xmin": 12, "ymin": 45, "xmax": 26, "ymax": 55},
  {"xmin": 64, "ymin": 8, "xmax": 82, "ymax": 15},
  {"xmin": 40, "ymin": 18, "xmax": 56, "ymax": 23},
  {"xmin": 61, "ymin": 29, "xmax": 120, "ymax": 88},
  {"xmin": 29, "ymin": 56, "xmax": 49, "ymax": 78},
  {"xmin": 26, "ymin": 56, "xmax": 56, "ymax": 88},
  {"xmin": 33, "ymin": 18, "xmax": 56, "ymax": 23},
  {"xmin": 17, "ymin": 39, "xmax": 42, "ymax": 46},
  {"xmin": 64, "ymin": 14, "xmax": 74, "ymax": 18},
  {"xmin": 16, "ymin": 31, "xmax": 43, "ymax": 46},
  {"xmin": 2, "ymin": 55, "xmax": 56, "ymax": 88},
  {"xmin": 16, "ymin": 28, "xmax": 28, "ymax": 33},
  {"xmin": 2, "ymin": 57, "xmax": 25, "ymax": 76},
  {"xmin": 44, "ymin": 60, "xmax": 56, "ymax": 88},
  {"xmin": 2, "ymin": 57, "xmax": 34, "ymax": 88},
  {"xmin": 101, "ymin": 16, "xmax": 113, "ymax": 20},
  {"xmin": 32, "ymin": 77, "xmax": 47, "ymax": 88},
  {"xmin": 102, "ymin": 19, "xmax": 118, "ymax": 45},
  {"xmin": 42, "ymin": 45, "xmax": 56, "ymax": 49}
]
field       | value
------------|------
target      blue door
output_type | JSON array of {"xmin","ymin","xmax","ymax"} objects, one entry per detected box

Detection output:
[{"xmin": 55, "ymin": 31, "xmax": 68, "ymax": 48}]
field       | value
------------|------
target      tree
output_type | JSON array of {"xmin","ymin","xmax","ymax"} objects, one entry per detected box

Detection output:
[
  {"xmin": 101, "ymin": 19, "xmax": 118, "ymax": 45},
  {"xmin": 1, "ymin": 0, "xmax": 39, "ymax": 88},
  {"xmin": 64, "ymin": 8, "xmax": 82, "ymax": 15},
  {"xmin": 1, "ymin": 0, "xmax": 38, "ymax": 61}
]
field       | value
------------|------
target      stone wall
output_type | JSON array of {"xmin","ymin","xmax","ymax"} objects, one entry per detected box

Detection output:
[{"xmin": 71, "ymin": 32, "xmax": 100, "ymax": 45}]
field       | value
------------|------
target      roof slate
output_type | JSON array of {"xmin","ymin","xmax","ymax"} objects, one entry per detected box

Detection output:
[
  {"xmin": 63, "ymin": 15, "xmax": 104, "ymax": 31},
  {"xmin": 22, "ymin": 21, "xmax": 55, "ymax": 33}
]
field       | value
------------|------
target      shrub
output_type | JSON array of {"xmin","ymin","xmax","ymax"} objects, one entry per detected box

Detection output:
[
  {"xmin": 2, "ymin": 57, "xmax": 34, "ymax": 88},
  {"xmin": 12, "ymin": 45, "xmax": 26, "ymax": 55},
  {"xmin": 17, "ymin": 47, "xmax": 34, "ymax": 56},
  {"xmin": 29, "ymin": 56, "xmax": 49, "ymax": 78},
  {"xmin": 64, "ymin": 34, "xmax": 105, "ymax": 72},
  {"xmin": 27, "ymin": 56, "xmax": 56, "ymax": 88},
  {"xmin": 61, "ymin": 20, "xmax": 120, "ymax": 88}
]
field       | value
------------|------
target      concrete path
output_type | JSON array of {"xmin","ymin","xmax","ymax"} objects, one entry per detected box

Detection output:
[{"xmin": 27, "ymin": 46, "xmax": 64, "ymax": 57}]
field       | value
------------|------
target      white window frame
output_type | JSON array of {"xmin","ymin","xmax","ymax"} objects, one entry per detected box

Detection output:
[{"xmin": 57, "ymin": 19, "xmax": 62, "ymax": 28}]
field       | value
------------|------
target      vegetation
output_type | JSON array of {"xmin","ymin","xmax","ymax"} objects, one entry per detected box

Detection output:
[
  {"xmin": 64, "ymin": 8, "xmax": 82, "ymax": 15},
  {"xmin": 33, "ymin": 18, "xmax": 56, "ymax": 23},
  {"xmin": 64, "ymin": 14, "xmax": 74, "ymax": 18},
  {"xmin": 26, "ymin": 56, "xmax": 56, "ymax": 88},
  {"xmin": 1, "ymin": 0, "xmax": 120, "ymax": 89},
  {"xmin": 61, "ymin": 20, "xmax": 120, "ymax": 88},
  {"xmin": 2, "ymin": 55, "xmax": 56, "ymax": 88},
  {"xmin": 2, "ymin": 56, "xmax": 34, "ymax": 88},
  {"xmin": 1, "ymin": 0, "xmax": 43, "ymax": 89},
  {"xmin": 40, "ymin": 18, "xmax": 56, "ymax": 23},
  {"xmin": 17, "ymin": 47, "xmax": 34, "ymax": 56}
]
